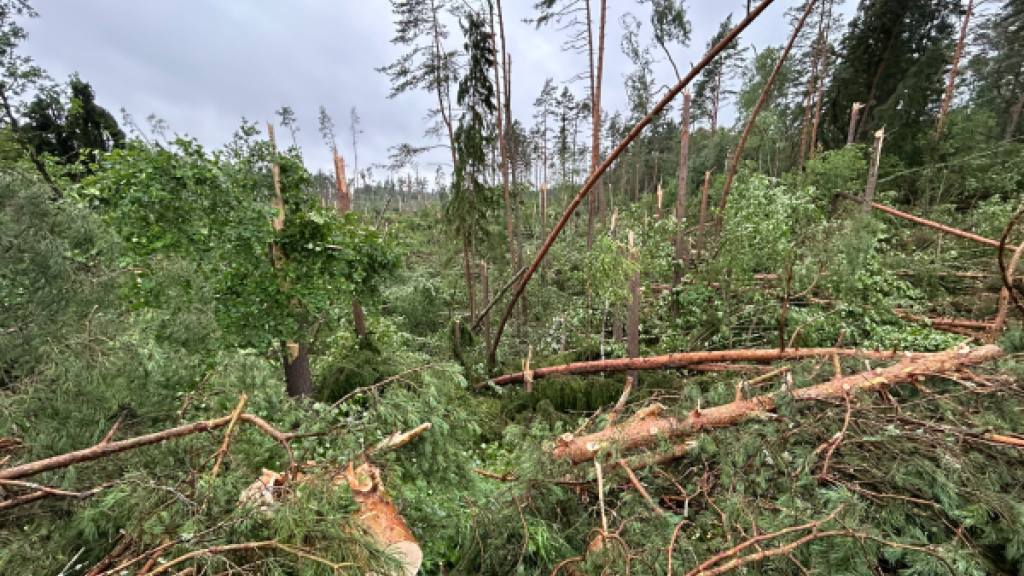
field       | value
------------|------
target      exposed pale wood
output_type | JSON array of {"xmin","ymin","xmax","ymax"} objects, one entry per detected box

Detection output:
[{"xmin": 551, "ymin": 345, "xmax": 1003, "ymax": 464}]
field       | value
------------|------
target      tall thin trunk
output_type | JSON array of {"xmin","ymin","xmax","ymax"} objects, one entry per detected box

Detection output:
[
  {"xmin": 463, "ymin": 232, "xmax": 476, "ymax": 320},
  {"xmin": 717, "ymin": 0, "xmax": 818, "ymax": 229},
  {"xmin": 808, "ymin": 0, "xmax": 832, "ymax": 161},
  {"xmin": 481, "ymin": 260, "xmax": 491, "ymax": 354},
  {"xmin": 335, "ymin": 153, "xmax": 367, "ymax": 339},
  {"xmin": 626, "ymin": 231, "xmax": 640, "ymax": 385},
  {"xmin": 490, "ymin": 0, "xmax": 516, "ymax": 271},
  {"xmin": 696, "ymin": 170, "xmax": 711, "ymax": 262},
  {"xmin": 674, "ymin": 91, "xmax": 691, "ymax": 286},
  {"xmin": 586, "ymin": 0, "xmax": 608, "ymax": 251},
  {"xmin": 863, "ymin": 128, "xmax": 885, "ymax": 213},
  {"xmin": 711, "ymin": 68, "xmax": 722, "ymax": 137},
  {"xmin": 936, "ymin": 0, "xmax": 973, "ymax": 139},
  {"xmin": 797, "ymin": 2, "xmax": 826, "ymax": 171}
]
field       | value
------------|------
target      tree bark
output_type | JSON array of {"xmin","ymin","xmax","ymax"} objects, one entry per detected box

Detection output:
[
  {"xmin": 696, "ymin": 170, "xmax": 711, "ymax": 262},
  {"xmin": 674, "ymin": 91, "xmax": 691, "ymax": 285},
  {"xmin": 836, "ymin": 192, "xmax": 1020, "ymax": 250},
  {"xmin": 486, "ymin": 347, "xmax": 904, "ymax": 387},
  {"xmin": 717, "ymin": 0, "xmax": 818, "ymax": 229},
  {"xmin": 936, "ymin": 0, "xmax": 972, "ymax": 139},
  {"xmin": 551, "ymin": 345, "xmax": 1003, "ymax": 464},
  {"xmin": 481, "ymin": 260, "xmax": 491, "ymax": 354},
  {"xmin": 862, "ymin": 128, "xmax": 885, "ymax": 213},
  {"xmin": 808, "ymin": 0, "xmax": 832, "ymax": 161},
  {"xmin": 282, "ymin": 343, "xmax": 314, "ymax": 398},
  {"xmin": 335, "ymin": 152, "xmax": 367, "ymax": 338},
  {"xmin": 490, "ymin": 0, "xmax": 516, "ymax": 272},
  {"xmin": 798, "ymin": 1, "xmax": 827, "ymax": 171},
  {"xmin": 462, "ymin": 232, "xmax": 476, "ymax": 320},
  {"xmin": 847, "ymin": 102, "xmax": 863, "ymax": 145},
  {"xmin": 627, "ymin": 231, "xmax": 640, "ymax": 385}
]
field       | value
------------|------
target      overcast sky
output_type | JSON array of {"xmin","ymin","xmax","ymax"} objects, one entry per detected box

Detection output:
[{"xmin": 22, "ymin": 0, "xmax": 844, "ymax": 183}]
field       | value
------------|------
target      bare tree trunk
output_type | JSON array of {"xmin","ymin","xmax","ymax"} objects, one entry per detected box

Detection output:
[
  {"xmin": 863, "ymin": 128, "xmax": 885, "ymax": 213},
  {"xmin": 462, "ymin": 232, "xmax": 476, "ymax": 320},
  {"xmin": 627, "ymin": 231, "xmax": 640, "ymax": 385},
  {"xmin": 798, "ymin": 1, "xmax": 827, "ymax": 171},
  {"xmin": 481, "ymin": 260, "xmax": 491, "ymax": 354},
  {"xmin": 847, "ymin": 102, "xmax": 864, "ymax": 145},
  {"xmin": 717, "ymin": 0, "xmax": 818, "ymax": 229},
  {"xmin": 808, "ymin": 0, "xmax": 833, "ymax": 161},
  {"xmin": 696, "ymin": 170, "xmax": 711, "ymax": 262},
  {"xmin": 936, "ymin": 0, "xmax": 973, "ymax": 139},
  {"xmin": 711, "ymin": 68, "xmax": 721, "ymax": 137},
  {"xmin": 490, "ymin": 0, "xmax": 517, "ymax": 271},
  {"xmin": 674, "ymin": 91, "xmax": 691, "ymax": 286},
  {"xmin": 282, "ymin": 343, "xmax": 314, "ymax": 398}
]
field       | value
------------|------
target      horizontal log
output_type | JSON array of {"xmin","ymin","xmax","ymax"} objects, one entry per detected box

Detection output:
[
  {"xmin": 487, "ymin": 348, "xmax": 900, "ymax": 387},
  {"xmin": 0, "ymin": 413, "xmax": 314, "ymax": 482},
  {"xmin": 551, "ymin": 345, "xmax": 1003, "ymax": 464}
]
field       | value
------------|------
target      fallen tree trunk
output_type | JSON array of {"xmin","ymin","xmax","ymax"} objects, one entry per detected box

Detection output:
[
  {"xmin": 0, "ymin": 413, "xmax": 316, "ymax": 482},
  {"xmin": 835, "ymin": 193, "xmax": 1020, "ymax": 251},
  {"xmin": 551, "ymin": 345, "xmax": 1003, "ymax": 464},
  {"xmin": 486, "ymin": 348, "xmax": 900, "ymax": 387},
  {"xmin": 893, "ymin": 310, "xmax": 994, "ymax": 330}
]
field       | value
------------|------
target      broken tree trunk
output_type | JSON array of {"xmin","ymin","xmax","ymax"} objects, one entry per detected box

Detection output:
[
  {"xmin": 835, "ymin": 192, "xmax": 1021, "ymax": 251},
  {"xmin": 847, "ymin": 103, "xmax": 864, "ymax": 145},
  {"xmin": 486, "ymin": 347, "xmax": 902, "ymax": 388},
  {"xmin": 551, "ymin": 345, "xmax": 1003, "ymax": 464},
  {"xmin": 239, "ymin": 426, "xmax": 431, "ymax": 576},
  {"xmin": 862, "ymin": 128, "xmax": 885, "ymax": 213}
]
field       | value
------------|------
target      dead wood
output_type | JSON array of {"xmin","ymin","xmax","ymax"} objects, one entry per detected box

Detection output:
[
  {"xmin": 551, "ymin": 345, "xmax": 1003, "ymax": 464},
  {"xmin": 0, "ymin": 412, "xmax": 321, "ymax": 482},
  {"xmin": 835, "ymin": 192, "xmax": 1021, "ymax": 251},
  {"xmin": 486, "ymin": 348, "xmax": 900, "ymax": 387}
]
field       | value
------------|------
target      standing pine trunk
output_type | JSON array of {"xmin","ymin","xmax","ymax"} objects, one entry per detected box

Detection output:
[
  {"xmin": 673, "ymin": 91, "xmax": 691, "ymax": 287},
  {"xmin": 863, "ymin": 128, "xmax": 885, "ymax": 213},
  {"xmin": 490, "ymin": 0, "xmax": 517, "ymax": 271},
  {"xmin": 336, "ymin": 154, "xmax": 367, "ymax": 339},
  {"xmin": 936, "ymin": 0, "xmax": 973, "ymax": 139},
  {"xmin": 797, "ymin": 0, "xmax": 827, "ymax": 171},
  {"xmin": 585, "ymin": 0, "xmax": 608, "ymax": 251},
  {"xmin": 626, "ymin": 231, "xmax": 640, "ymax": 385}
]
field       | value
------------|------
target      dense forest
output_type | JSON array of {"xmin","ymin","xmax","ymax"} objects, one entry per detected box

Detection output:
[{"xmin": 2, "ymin": 0, "xmax": 1024, "ymax": 574}]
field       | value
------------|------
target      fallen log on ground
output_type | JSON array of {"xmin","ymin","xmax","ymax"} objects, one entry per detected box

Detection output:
[
  {"xmin": 486, "ymin": 348, "xmax": 900, "ymax": 387},
  {"xmin": 893, "ymin": 310, "xmax": 995, "ymax": 331},
  {"xmin": 551, "ymin": 345, "xmax": 1003, "ymax": 464},
  {"xmin": 0, "ymin": 412, "xmax": 319, "ymax": 482}
]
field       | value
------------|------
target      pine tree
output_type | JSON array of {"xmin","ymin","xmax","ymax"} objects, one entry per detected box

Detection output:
[
  {"xmin": 823, "ymin": 0, "xmax": 957, "ymax": 162},
  {"xmin": 692, "ymin": 15, "xmax": 744, "ymax": 136}
]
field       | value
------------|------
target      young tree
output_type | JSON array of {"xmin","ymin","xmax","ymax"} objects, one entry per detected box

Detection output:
[
  {"xmin": 447, "ymin": 10, "xmax": 497, "ymax": 324},
  {"xmin": 88, "ymin": 123, "xmax": 398, "ymax": 398}
]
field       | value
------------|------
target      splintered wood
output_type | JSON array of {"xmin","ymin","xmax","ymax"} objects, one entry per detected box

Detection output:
[{"xmin": 551, "ymin": 345, "xmax": 1004, "ymax": 465}]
